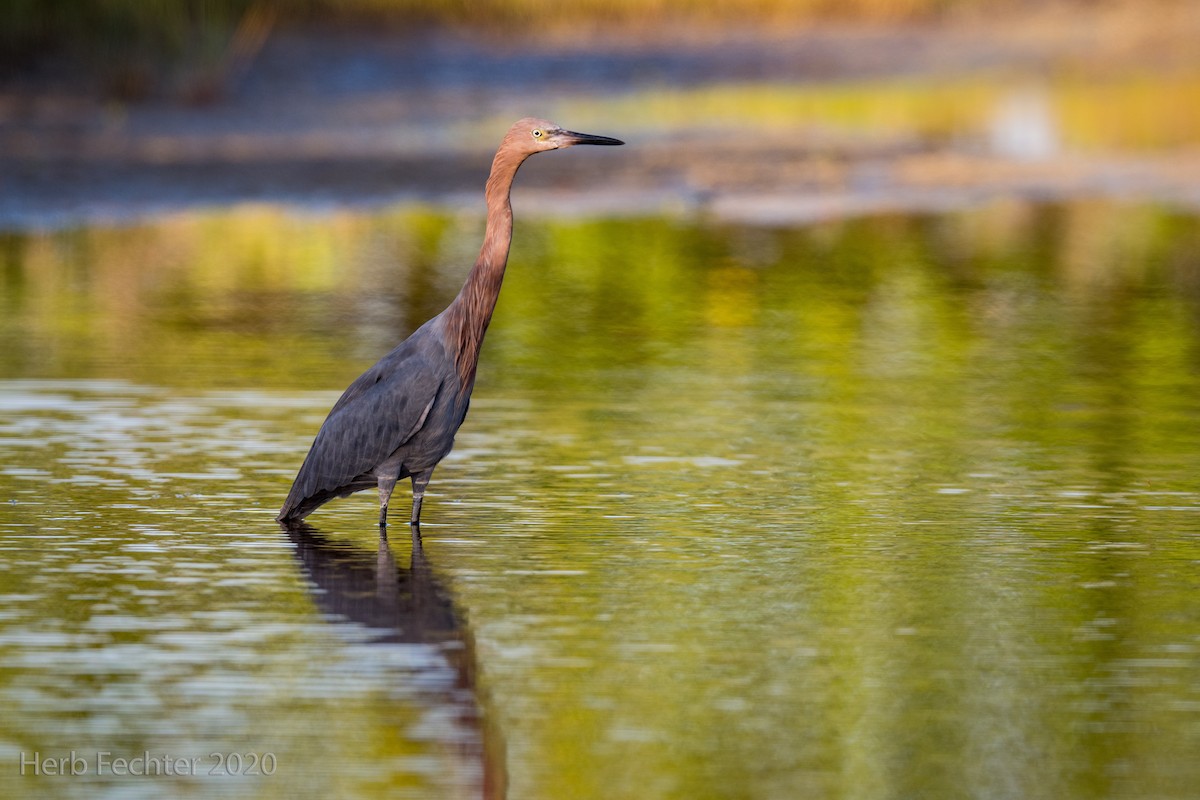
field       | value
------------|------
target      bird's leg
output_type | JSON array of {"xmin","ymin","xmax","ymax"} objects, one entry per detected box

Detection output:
[
  {"xmin": 410, "ymin": 470, "xmax": 433, "ymax": 528},
  {"xmin": 377, "ymin": 475, "xmax": 399, "ymax": 528}
]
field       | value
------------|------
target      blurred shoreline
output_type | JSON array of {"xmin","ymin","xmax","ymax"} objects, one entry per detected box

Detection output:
[{"xmin": 4, "ymin": 11, "xmax": 1200, "ymax": 230}]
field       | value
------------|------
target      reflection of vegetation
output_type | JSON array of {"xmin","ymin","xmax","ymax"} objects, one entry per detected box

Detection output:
[
  {"xmin": 2, "ymin": 202, "xmax": 1198, "ymax": 391},
  {"xmin": 4, "ymin": 201, "xmax": 1199, "ymax": 513},
  {"xmin": 3, "ymin": 202, "xmax": 1200, "ymax": 798}
]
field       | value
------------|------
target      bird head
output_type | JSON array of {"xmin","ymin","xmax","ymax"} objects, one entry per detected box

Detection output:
[{"xmin": 504, "ymin": 117, "xmax": 624, "ymax": 156}]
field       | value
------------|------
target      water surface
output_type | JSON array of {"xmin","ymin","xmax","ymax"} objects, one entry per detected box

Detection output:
[{"xmin": 2, "ymin": 202, "xmax": 1199, "ymax": 798}]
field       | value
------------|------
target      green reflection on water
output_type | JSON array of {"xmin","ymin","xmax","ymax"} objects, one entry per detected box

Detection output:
[{"xmin": 2, "ymin": 201, "xmax": 1200, "ymax": 799}]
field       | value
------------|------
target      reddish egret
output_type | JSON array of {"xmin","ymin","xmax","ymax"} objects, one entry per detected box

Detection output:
[{"xmin": 278, "ymin": 118, "xmax": 623, "ymax": 529}]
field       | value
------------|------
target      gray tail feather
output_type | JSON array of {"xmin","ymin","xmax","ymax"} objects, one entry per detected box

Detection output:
[{"xmin": 277, "ymin": 478, "xmax": 375, "ymax": 523}]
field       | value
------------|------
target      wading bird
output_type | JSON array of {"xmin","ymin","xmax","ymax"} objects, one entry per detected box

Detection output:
[{"xmin": 278, "ymin": 118, "xmax": 623, "ymax": 529}]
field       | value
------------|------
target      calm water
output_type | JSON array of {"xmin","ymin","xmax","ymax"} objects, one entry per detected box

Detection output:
[{"xmin": 2, "ymin": 202, "xmax": 1200, "ymax": 799}]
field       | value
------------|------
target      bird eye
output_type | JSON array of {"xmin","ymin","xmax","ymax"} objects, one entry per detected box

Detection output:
[{"xmin": 531, "ymin": 129, "xmax": 543, "ymax": 138}]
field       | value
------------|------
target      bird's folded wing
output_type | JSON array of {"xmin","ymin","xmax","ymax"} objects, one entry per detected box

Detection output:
[{"xmin": 294, "ymin": 352, "xmax": 446, "ymax": 494}]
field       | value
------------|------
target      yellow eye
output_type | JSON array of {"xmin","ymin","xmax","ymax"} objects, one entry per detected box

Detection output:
[{"xmin": 532, "ymin": 129, "xmax": 543, "ymax": 138}]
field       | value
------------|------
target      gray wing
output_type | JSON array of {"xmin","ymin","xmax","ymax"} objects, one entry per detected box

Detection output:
[{"xmin": 279, "ymin": 342, "xmax": 446, "ymax": 520}]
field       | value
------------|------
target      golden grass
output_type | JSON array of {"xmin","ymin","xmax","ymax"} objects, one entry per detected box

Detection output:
[{"xmin": 559, "ymin": 72, "xmax": 1200, "ymax": 151}]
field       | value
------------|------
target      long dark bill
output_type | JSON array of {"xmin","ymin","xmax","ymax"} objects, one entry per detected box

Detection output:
[{"xmin": 562, "ymin": 130, "xmax": 625, "ymax": 146}]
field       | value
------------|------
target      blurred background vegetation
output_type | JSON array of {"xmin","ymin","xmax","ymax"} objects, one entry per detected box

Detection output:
[
  {"xmin": 3, "ymin": 0, "xmax": 1198, "ymax": 237},
  {"xmin": 4, "ymin": 0, "xmax": 1198, "ymax": 91}
]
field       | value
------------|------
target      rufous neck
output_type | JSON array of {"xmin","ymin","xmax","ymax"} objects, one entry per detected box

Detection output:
[{"xmin": 445, "ymin": 146, "xmax": 528, "ymax": 386}]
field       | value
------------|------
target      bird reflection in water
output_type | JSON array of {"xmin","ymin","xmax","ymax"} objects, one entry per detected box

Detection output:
[{"xmin": 285, "ymin": 524, "xmax": 506, "ymax": 799}]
